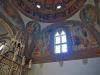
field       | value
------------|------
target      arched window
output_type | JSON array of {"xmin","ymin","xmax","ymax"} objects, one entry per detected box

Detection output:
[{"xmin": 54, "ymin": 29, "xmax": 68, "ymax": 54}]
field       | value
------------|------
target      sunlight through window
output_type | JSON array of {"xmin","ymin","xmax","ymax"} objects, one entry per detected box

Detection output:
[
  {"xmin": 55, "ymin": 32, "xmax": 60, "ymax": 36},
  {"xmin": 55, "ymin": 45, "xmax": 60, "ymax": 53},
  {"xmin": 61, "ymin": 35, "xmax": 67, "ymax": 43},
  {"xmin": 61, "ymin": 31, "xmax": 66, "ymax": 35},
  {"xmin": 55, "ymin": 36, "xmax": 60, "ymax": 44},
  {"xmin": 62, "ymin": 44, "xmax": 68, "ymax": 53},
  {"xmin": 54, "ymin": 30, "xmax": 68, "ymax": 54}
]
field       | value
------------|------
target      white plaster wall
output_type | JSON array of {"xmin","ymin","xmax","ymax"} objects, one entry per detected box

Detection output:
[{"xmin": 29, "ymin": 57, "xmax": 100, "ymax": 75}]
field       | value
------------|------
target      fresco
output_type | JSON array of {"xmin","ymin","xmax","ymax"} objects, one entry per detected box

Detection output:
[
  {"xmin": 80, "ymin": 4, "xmax": 97, "ymax": 23},
  {"xmin": 94, "ymin": 1, "xmax": 100, "ymax": 33},
  {"xmin": 0, "ymin": 18, "xmax": 13, "ymax": 44},
  {"xmin": 94, "ymin": 0, "xmax": 100, "ymax": 12},
  {"xmin": 31, "ymin": 20, "xmax": 99, "ymax": 58},
  {"xmin": 0, "ymin": 0, "xmax": 25, "ymax": 30},
  {"xmin": 72, "ymin": 24, "xmax": 98, "ymax": 51},
  {"xmin": 41, "ymin": 27, "xmax": 53, "ymax": 56},
  {"xmin": 26, "ymin": 21, "xmax": 41, "ymax": 57},
  {"xmin": 0, "ymin": 25, "xmax": 7, "ymax": 35},
  {"xmin": 80, "ymin": 4, "xmax": 100, "ymax": 34},
  {"xmin": 11, "ymin": 0, "xmax": 86, "ymax": 22}
]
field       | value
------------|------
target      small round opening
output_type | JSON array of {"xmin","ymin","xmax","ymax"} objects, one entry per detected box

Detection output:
[
  {"xmin": 57, "ymin": 5, "xmax": 62, "ymax": 9},
  {"xmin": 36, "ymin": 4, "xmax": 41, "ymax": 8}
]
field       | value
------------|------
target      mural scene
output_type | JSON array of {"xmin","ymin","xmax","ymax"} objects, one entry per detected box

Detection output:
[
  {"xmin": 26, "ymin": 21, "xmax": 99, "ymax": 58},
  {"xmin": 0, "ymin": 0, "xmax": 100, "ymax": 75},
  {"xmin": 23, "ymin": 3, "xmax": 100, "ymax": 60},
  {"xmin": 0, "ymin": 0, "xmax": 99, "ymax": 69},
  {"xmin": 80, "ymin": 4, "xmax": 100, "ymax": 34}
]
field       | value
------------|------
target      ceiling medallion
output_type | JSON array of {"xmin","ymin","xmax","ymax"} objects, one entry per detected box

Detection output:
[{"xmin": 10, "ymin": 0, "xmax": 86, "ymax": 22}]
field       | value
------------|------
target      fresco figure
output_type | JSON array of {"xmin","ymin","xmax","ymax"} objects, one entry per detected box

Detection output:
[
  {"xmin": 72, "ymin": 26, "xmax": 81, "ymax": 50},
  {"xmin": 80, "ymin": 4, "xmax": 100, "ymax": 34},
  {"xmin": 42, "ymin": 29, "xmax": 51, "ymax": 56},
  {"xmin": 34, "ymin": 39, "xmax": 43, "ymax": 56},
  {"xmin": 72, "ymin": 24, "xmax": 98, "ymax": 50},
  {"xmin": 26, "ymin": 21, "xmax": 41, "ymax": 57},
  {"xmin": 81, "ymin": 28, "xmax": 89, "ymax": 47}
]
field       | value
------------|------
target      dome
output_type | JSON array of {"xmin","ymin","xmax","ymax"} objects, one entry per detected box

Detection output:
[{"xmin": 10, "ymin": 0, "xmax": 86, "ymax": 22}]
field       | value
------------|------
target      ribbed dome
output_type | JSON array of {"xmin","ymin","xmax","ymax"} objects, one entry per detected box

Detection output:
[{"xmin": 10, "ymin": 0, "xmax": 86, "ymax": 22}]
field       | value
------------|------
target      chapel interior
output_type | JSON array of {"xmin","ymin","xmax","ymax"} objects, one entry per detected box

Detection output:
[{"xmin": 0, "ymin": 0, "xmax": 100, "ymax": 75}]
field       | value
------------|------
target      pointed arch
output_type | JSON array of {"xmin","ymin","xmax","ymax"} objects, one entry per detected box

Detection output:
[{"xmin": 54, "ymin": 29, "xmax": 68, "ymax": 54}]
